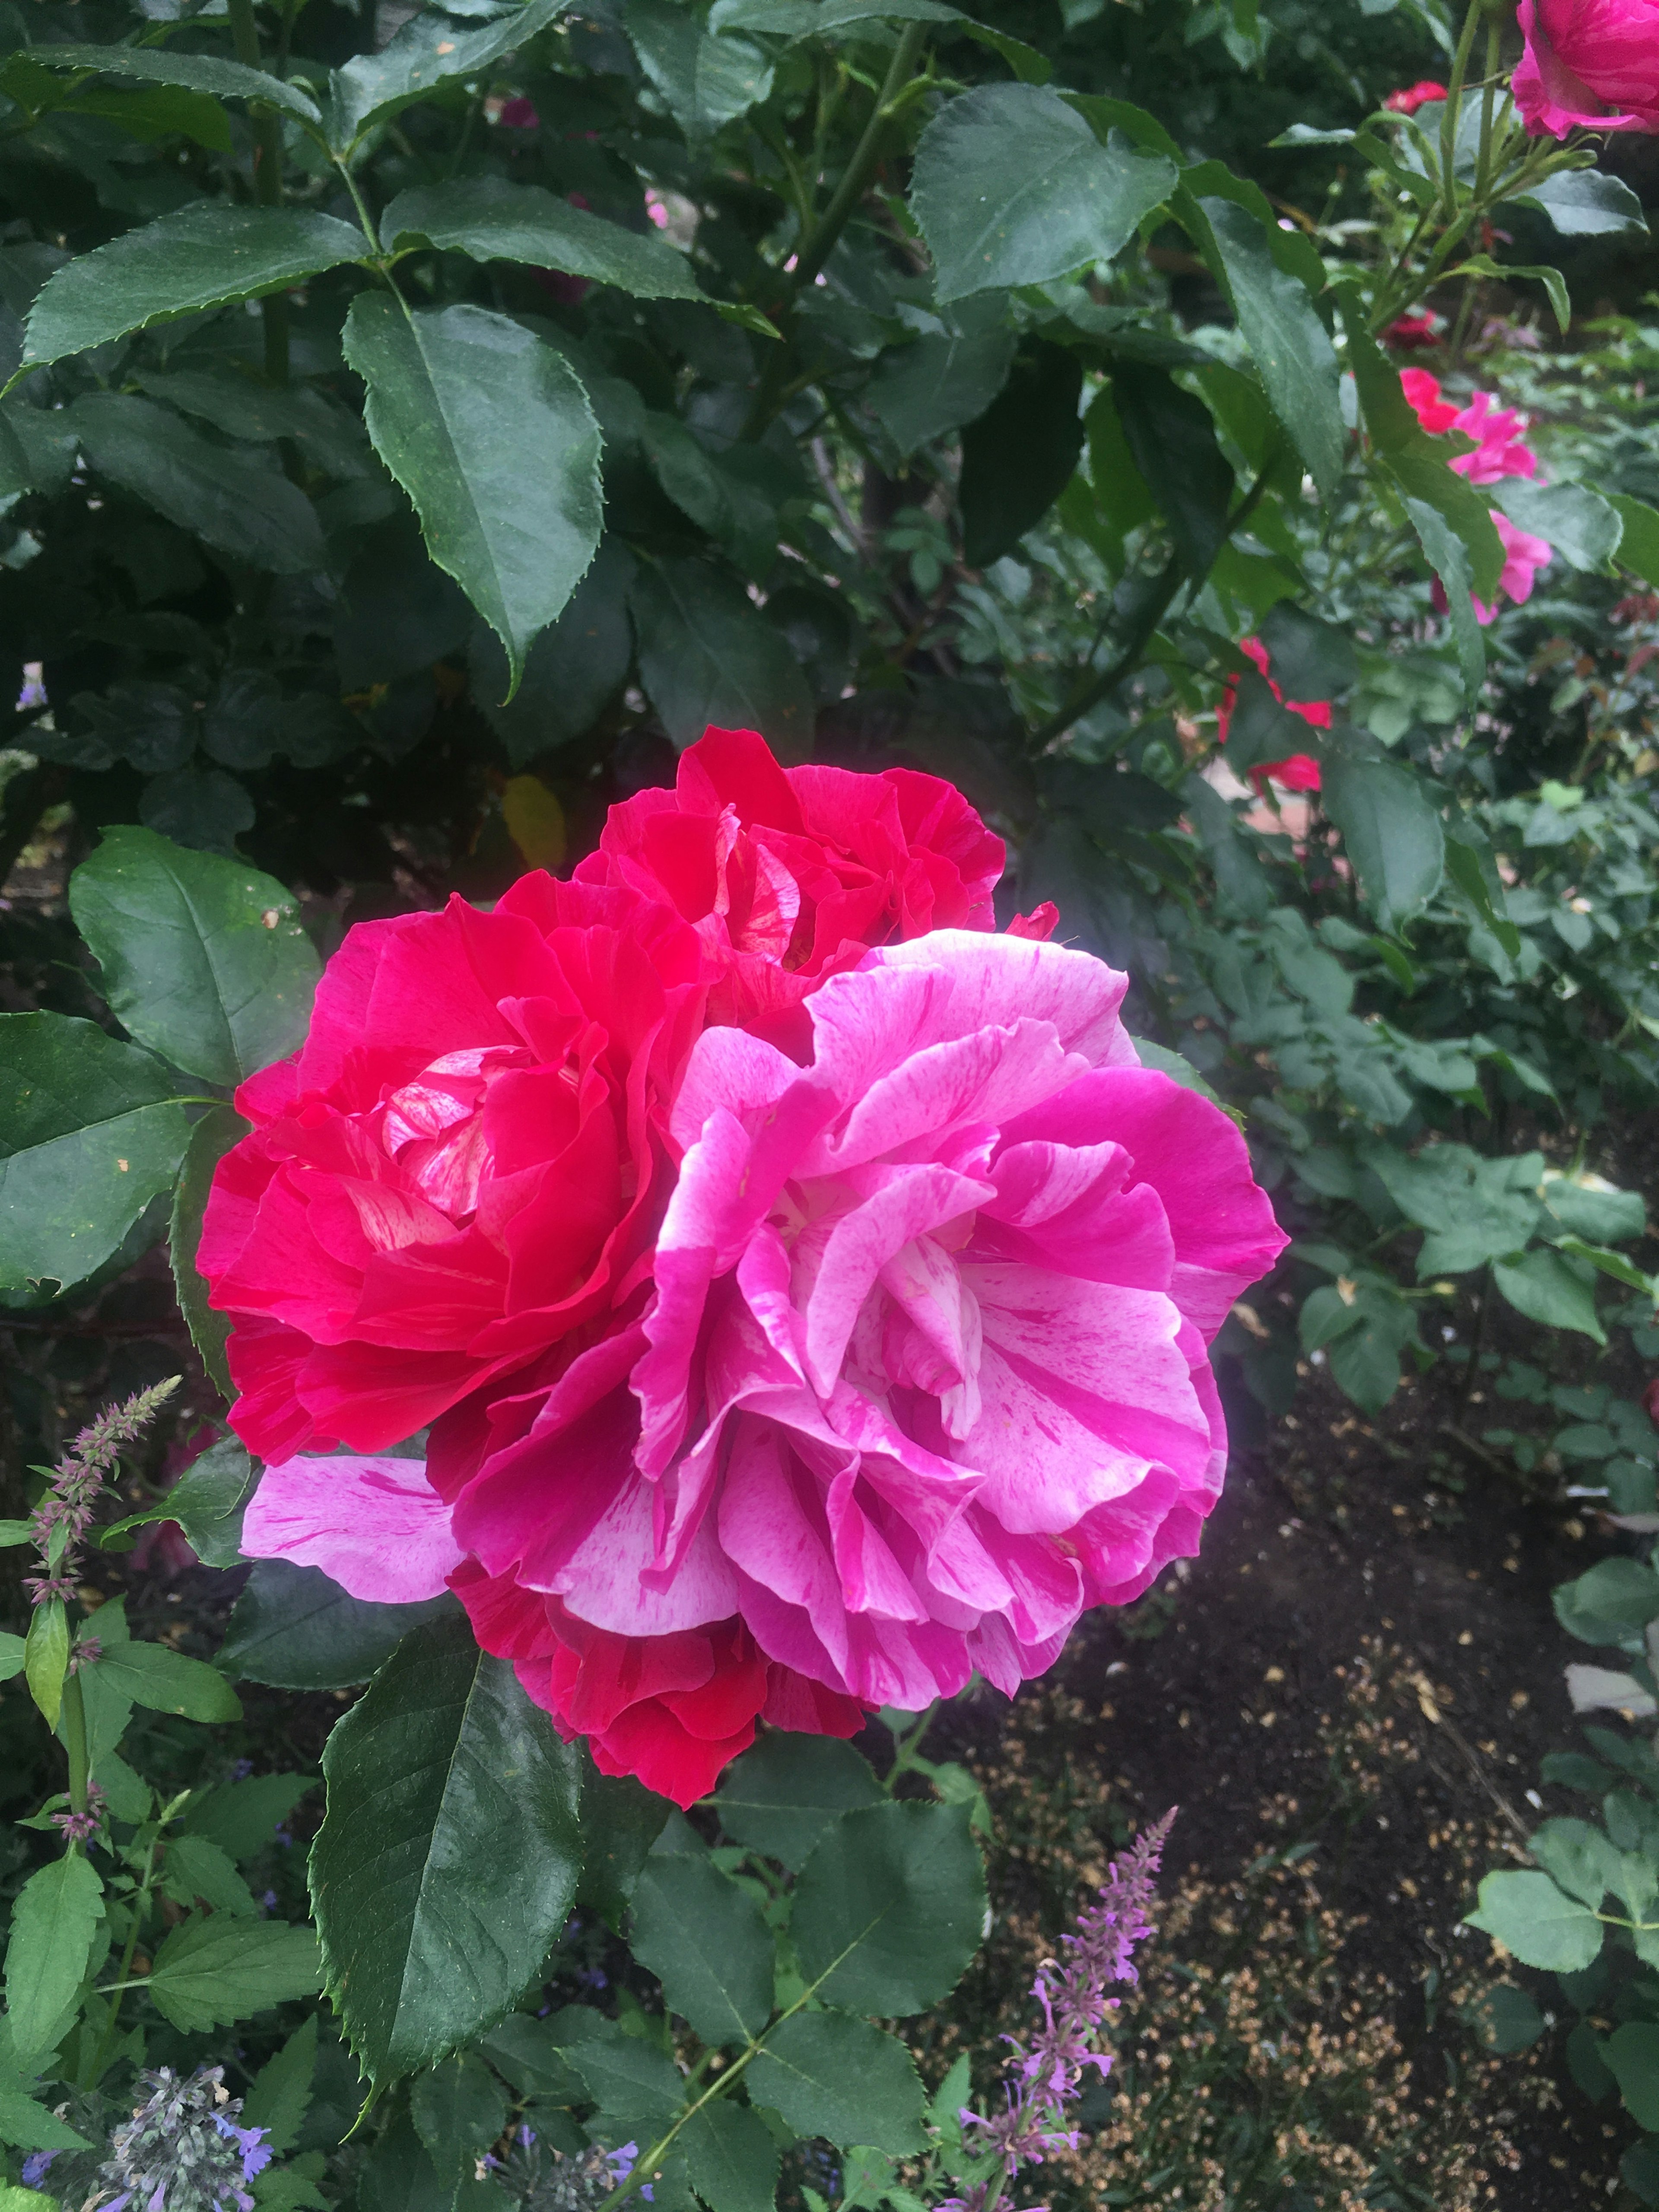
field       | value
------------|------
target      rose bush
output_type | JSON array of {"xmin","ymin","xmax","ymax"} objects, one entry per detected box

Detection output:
[{"xmin": 232, "ymin": 778, "xmax": 1284, "ymax": 1802}]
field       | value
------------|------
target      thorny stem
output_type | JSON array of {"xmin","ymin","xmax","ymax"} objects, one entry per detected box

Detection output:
[
  {"xmin": 226, "ymin": 0, "xmax": 289, "ymax": 385},
  {"xmin": 1030, "ymin": 461, "xmax": 1275, "ymax": 753},
  {"xmin": 741, "ymin": 22, "xmax": 928, "ymax": 442}
]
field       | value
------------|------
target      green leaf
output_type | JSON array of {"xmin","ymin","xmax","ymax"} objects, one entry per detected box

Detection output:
[
  {"xmin": 789, "ymin": 1802, "xmax": 985, "ymax": 2017},
  {"xmin": 560, "ymin": 2022, "xmax": 685, "ymax": 2137},
  {"xmin": 0, "ymin": 1011, "xmax": 192, "ymax": 1300},
  {"xmin": 746, "ymin": 2012, "xmax": 925, "ymax": 2153},
  {"xmin": 1443, "ymin": 822, "xmax": 1521, "ymax": 958},
  {"xmin": 69, "ymin": 394, "xmax": 327, "ymax": 575},
  {"xmin": 1465, "ymin": 1868, "xmax": 1604, "ymax": 1972},
  {"xmin": 911, "ymin": 85, "xmax": 1175, "ymax": 303},
  {"xmin": 383, "ymin": 178, "xmax": 702, "ymax": 299},
  {"xmin": 343, "ymin": 298, "xmax": 602, "ymax": 699},
  {"xmin": 219, "ymin": 1561, "xmax": 456, "ymax": 1689},
  {"xmin": 70, "ymin": 825, "xmax": 319, "ymax": 1087},
  {"xmin": 626, "ymin": 0, "xmax": 775, "ymax": 146},
  {"xmin": 1492, "ymin": 478, "xmax": 1621, "ymax": 573},
  {"xmin": 411, "ymin": 2053, "xmax": 510, "ymax": 2187},
  {"xmin": 22, "ymin": 44, "xmax": 321, "ymax": 123},
  {"xmin": 1363, "ymin": 1143, "xmax": 1541, "ymax": 1276},
  {"xmin": 1450, "ymin": 251, "xmax": 1569, "ymax": 336},
  {"xmin": 1528, "ymin": 1816, "xmax": 1629, "ymax": 1909},
  {"xmin": 469, "ymin": 540, "xmax": 636, "ymax": 764},
  {"xmin": 1400, "ymin": 489, "xmax": 1486, "ymax": 702},
  {"xmin": 682, "ymin": 2100, "xmax": 779, "ymax": 2212},
  {"xmin": 0, "ymin": 2083, "xmax": 93, "ymax": 2153},
  {"xmin": 170, "ymin": 1116, "xmax": 245, "ymax": 1406},
  {"xmin": 1554, "ymin": 1557, "xmax": 1659, "ymax": 1646},
  {"xmin": 712, "ymin": 1735, "xmax": 883, "ymax": 1872},
  {"xmin": 1609, "ymin": 493, "xmax": 1659, "ymax": 586},
  {"xmin": 1510, "ymin": 168, "xmax": 1648, "ymax": 238},
  {"xmin": 630, "ymin": 559, "xmax": 813, "ymax": 757},
  {"xmin": 180, "ymin": 1771, "xmax": 318, "ymax": 1860},
  {"xmin": 1193, "ymin": 196, "xmax": 1341, "ymax": 497},
  {"xmin": 310, "ymin": 1611, "xmax": 584, "ymax": 2085},
  {"xmin": 1542, "ymin": 1175, "xmax": 1646, "ymax": 1246},
  {"xmin": 147, "ymin": 1914, "xmax": 322, "ymax": 2034},
  {"xmin": 24, "ymin": 1600, "xmax": 70, "ymax": 1730},
  {"xmin": 629, "ymin": 1853, "xmax": 776, "ymax": 2047},
  {"xmin": 960, "ymin": 341, "xmax": 1083, "ymax": 568},
  {"xmin": 1608, "ymin": 2023, "xmax": 1659, "ymax": 2130},
  {"xmin": 326, "ymin": 0, "xmax": 568, "ymax": 150},
  {"xmin": 242, "ymin": 2015, "xmax": 319, "ymax": 2155},
  {"xmin": 1494, "ymin": 1246, "xmax": 1605, "ymax": 1344},
  {"xmin": 3, "ymin": 1852, "xmax": 104, "ymax": 2064},
  {"xmin": 576, "ymin": 1761, "xmax": 673, "ymax": 1928},
  {"xmin": 867, "ymin": 328, "xmax": 1015, "ymax": 458},
  {"xmin": 1256, "ymin": 600, "xmax": 1358, "ymax": 699},
  {"xmin": 162, "ymin": 1833, "xmax": 258, "ymax": 1915},
  {"xmin": 1321, "ymin": 754, "xmax": 1444, "ymax": 931},
  {"xmin": 1461, "ymin": 1982, "xmax": 1545, "ymax": 2055},
  {"xmin": 1221, "ymin": 667, "xmax": 1318, "ymax": 777},
  {"xmin": 105, "ymin": 1437, "xmax": 257, "ymax": 1568},
  {"xmin": 0, "ymin": 1633, "xmax": 24, "ymax": 1683},
  {"xmin": 134, "ymin": 371, "xmax": 371, "ymax": 481},
  {"xmin": 19, "ymin": 207, "xmax": 366, "ymax": 378},
  {"xmin": 92, "ymin": 1637, "xmax": 242, "ymax": 1723},
  {"xmin": 1111, "ymin": 362, "xmax": 1234, "ymax": 578}
]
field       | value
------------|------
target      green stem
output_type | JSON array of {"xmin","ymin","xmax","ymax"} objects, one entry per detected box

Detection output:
[
  {"xmin": 793, "ymin": 21, "xmax": 925, "ymax": 291},
  {"xmin": 61, "ymin": 1668, "xmax": 90, "ymax": 1819},
  {"xmin": 1030, "ymin": 461, "xmax": 1274, "ymax": 753},
  {"xmin": 82, "ymin": 1827, "xmax": 164, "ymax": 2088},
  {"xmin": 1472, "ymin": 15, "xmax": 1502, "ymax": 206},
  {"xmin": 1438, "ymin": 0, "xmax": 1483, "ymax": 226},
  {"xmin": 226, "ymin": 0, "xmax": 289, "ymax": 385},
  {"xmin": 740, "ymin": 22, "xmax": 928, "ymax": 442}
]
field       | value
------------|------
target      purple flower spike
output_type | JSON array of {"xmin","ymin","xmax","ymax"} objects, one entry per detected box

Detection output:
[{"xmin": 952, "ymin": 1811, "xmax": 1174, "ymax": 2212}]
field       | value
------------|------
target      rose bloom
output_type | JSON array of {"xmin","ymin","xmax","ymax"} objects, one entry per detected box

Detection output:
[
  {"xmin": 1216, "ymin": 636, "xmax": 1328, "ymax": 792},
  {"xmin": 244, "ymin": 933, "xmax": 1285, "ymax": 1803},
  {"xmin": 1514, "ymin": 0, "xmax": 1659, "ymax": 134},
  {"xmin": 1384, "ymin": 79, "xmax": 1448, "ymax": 114},
  {"xmin": 199, "ymin": 875, "xmax": 711, "ymax": 1462},
  {"xmin": 575, "ymin": 723, "xmax": 1008, "ymax": 1044}
]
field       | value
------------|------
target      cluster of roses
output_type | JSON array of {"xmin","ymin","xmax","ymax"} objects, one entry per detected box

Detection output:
[
  {"xmin": 1220, "ymin": 366, "xmax": 1554, "ymax": 791},
  {"xmin": 200, "ymin": 730, "xmax": 1285, "ymax": 1803}
]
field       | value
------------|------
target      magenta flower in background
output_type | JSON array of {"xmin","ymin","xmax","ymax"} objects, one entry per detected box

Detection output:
[
  {"xmin": 1514, "ymin": 0, "xmax": 1659, "ymax": 135},
  {"xmin": 1384, "ymin": 79, "xmax": 1448, "ymax": 114},
  {"xmin": 1401, "ymin": 369, "xmax": 1554, "ymax": 623}
]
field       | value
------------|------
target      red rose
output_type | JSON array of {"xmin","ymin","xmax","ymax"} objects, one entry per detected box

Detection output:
[
  {"xmin": 1384, "ymin": 79, "xmax": 1449, "ymax": 114},
  {"xmin": 1216, "ymin": 636, "xmax": 1330, "ymax": 793},
  {"xmin": 200, "ymin": 875, "xmax": 709, "ymax": 1461},
  {"xmin": 576, "ymin": 724, "xmax": 1007, "ymax": 1043}
]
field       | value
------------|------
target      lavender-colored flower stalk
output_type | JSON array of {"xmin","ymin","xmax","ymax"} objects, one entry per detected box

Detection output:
[
  {"xmin": 88, "ymin": 2064, "xmax": 271, "ymax": 2212},
  {"xmin": 945, "ymin": 1810, "xmax": 1175, "ymax": 2212},
  {"xmin": 25, "ymin": 1376, "xmax": 180, "ymax": 1607}
]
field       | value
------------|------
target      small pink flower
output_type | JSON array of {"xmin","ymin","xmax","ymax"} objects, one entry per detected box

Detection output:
[
  {"xmin": 498, "ymin": 96, "xmax": 540, "ymax": 130},
  {"xmin": 1475, "ymin": 512, "xmax": 1554, "ymax": 623},
  {"xmin": 1384, "ymin": 79, "xmax": 1449, "ymax": 114},
  {"xmin": 645, "ymin": 190, "xmax": 671, "ymax": 231},
  {"xmin": 1514, "ymin": 0, "xmax": 1659, "ymax": 136}
]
